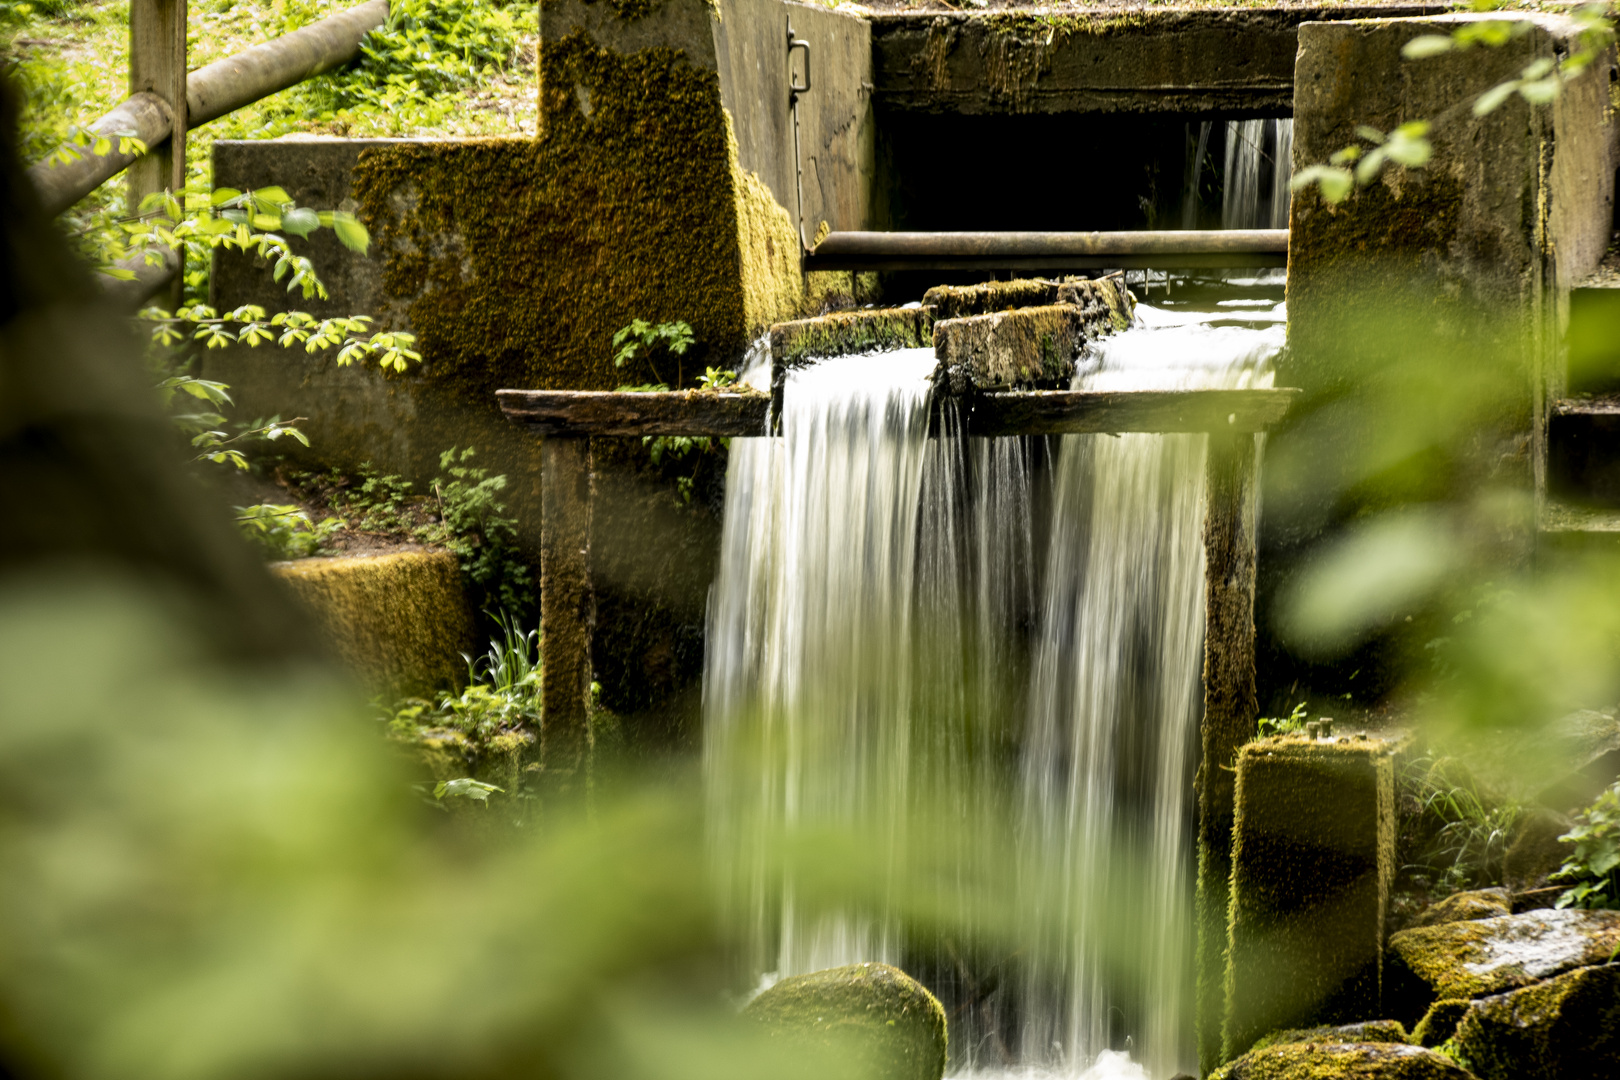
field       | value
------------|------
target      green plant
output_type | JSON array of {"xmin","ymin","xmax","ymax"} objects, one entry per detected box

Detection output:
[
  {"xmin": 235, "ymin": 503, "xmax": 342, "ymax": 560},
  {"xmin": 422, "ymin": 448, "xmax": 533, "ymax": 616},
  {"xmin": 613, "ymin": 318, "xmax": 696, "ymax": 390},
  {"xmin": 1257, "ymin": 701, "xmax": 1309, "ymax": 737},
  {"xmin": 1552, "ymin": 780, "xmax": 1620, "ymax": 909},
  {"xmin": 1400, "ymin": 755, "xmax": 1525, "ymax": 894}
]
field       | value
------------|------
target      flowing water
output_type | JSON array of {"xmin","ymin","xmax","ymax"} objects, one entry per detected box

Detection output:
[{"xmin": 704, "ymin": 122, "xmax": 1290, "ymax": 1078}]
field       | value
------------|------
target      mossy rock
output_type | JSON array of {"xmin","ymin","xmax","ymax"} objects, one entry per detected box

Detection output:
[
  {"xmin": 1208, "ymin": 1040, "xmax": 1475, "ymax": 1080},
  {"xmin": 1386, "ymin": 909, "xmax": 1620, "ymax": 1025},
  {"xmin": 921, "ymin": 278, "xmax": 1134, "ymax": 329},
  {"xmin": 1410, "ymin": 889, "xmax": 1511, "ymax": 930},
  {"xmin": 1251, "ymin": 1020, "xmax": 1410, "ymax": 1053},
  {"xmin": 1453, "ymin": 963, "xmax": 1620, "ymax": 1080},
  {"xmin": 1411, "ymin": 999, "xmax": 1472, "ymax": 1048},
  {"xmin": 769, "ymin": 308, "xmax": 933, "ymax": 369},
  {"xmin": 744, "ymin": 962, "xmax": 947, "ymax": 1080}
]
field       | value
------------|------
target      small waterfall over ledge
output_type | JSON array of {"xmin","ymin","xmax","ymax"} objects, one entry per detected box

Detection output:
[{"xmin": 705, "ymin": 119, "xmax": 1291, "ymax": 1079}]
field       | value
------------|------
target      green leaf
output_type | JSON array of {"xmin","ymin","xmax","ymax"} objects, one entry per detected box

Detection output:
[
  {"xmin": 1402, "ymin": 35, "xmax": 1456, "ymax": 59},
  {"xmin": 280, "ymin": 207, "xmax": 320, "ymax": 238},
  {"xmin": 331, "ymin": 213, "xmax": 371, "ymax": 255},
  {"xmin": 1291, "ymin": 164, "xmax": 1355, "ymax": 204},
  {"xmin": 1474, "ymin": 80, "xmax": 1521, "ymax": 116},
  {"xmin": 252, "ymin": 186, "xmax": 291, "ymax": 207},
  {"xmin": 433, "ymin": 777, "xmax": 504, "ymax": 802},
  {"xmin": 1519, "ymin": 76, "xmax": 1562, "ymax": 104}
]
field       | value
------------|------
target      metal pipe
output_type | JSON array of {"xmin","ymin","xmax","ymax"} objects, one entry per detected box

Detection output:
[
  {"xmin": 804, "ymin": 229, "xmax": 1289, "ymax": 272},
  {"xmin": 27, "ymin": 0, "xmax": 389, "ymax": 217}
]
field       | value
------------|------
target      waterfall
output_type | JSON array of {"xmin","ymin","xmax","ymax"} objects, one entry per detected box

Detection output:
[
  {"xmin": 1220, "ymin": 119, "xmax": 1294, "ymax": 230},
  {"xmin": 1017, "ymin": 307, "xmax": 1281, "ymax": 1079}
]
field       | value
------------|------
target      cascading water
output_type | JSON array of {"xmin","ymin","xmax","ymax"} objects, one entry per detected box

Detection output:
[{"xmin": 705, "ymin": 114, "xmax": 1292, "ymax": 1080}]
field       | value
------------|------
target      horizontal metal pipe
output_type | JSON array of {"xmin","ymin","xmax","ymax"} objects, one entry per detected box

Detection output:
[
  {"xmin": 27, "ymin": 0, "xmax": 388, "ymax": 217},
  {"xmin": 805, "ymin": 229, "xmax": 1289, "ymax": 272}
]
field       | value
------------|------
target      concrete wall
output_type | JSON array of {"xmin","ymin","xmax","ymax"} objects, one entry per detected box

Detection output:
[{"xmin": 869, "ymin": 7, "xmax": 1451, "ymax": 117}]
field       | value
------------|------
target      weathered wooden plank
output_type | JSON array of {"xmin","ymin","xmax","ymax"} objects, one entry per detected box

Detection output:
[
  {"xmin": 540, "ymin": 436, "xmax": 594, "ymax": 803},
  {"xmin": 497, "ymin": 390, "xmax": 772, "ymax": 438},
  {"xmin": 966, "ymin": 388, "xmax": 1300, "ymax": 436},
  {"xmin": 128, "ymin": 0, "xmax": 186, "ymax": 309},
  {"xmin": 1196, "ymin": 430, "xmax": 1260, "ymax": 1075}
]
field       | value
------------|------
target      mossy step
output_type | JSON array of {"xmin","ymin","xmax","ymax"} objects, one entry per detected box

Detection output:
[
  {"xmin": 922, "ymin": 277, "xmax": 1133, "ymax": 327},
  {"xmin": 769, "ymin": 308, "xmax": 934, "ymax": 369}
]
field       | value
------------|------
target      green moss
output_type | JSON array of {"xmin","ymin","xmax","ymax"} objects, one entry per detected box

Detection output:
[
  {"xmin": 272, "ymin": 550, "xmax": 475, "ymax": 695},
  {"xmin": 1452, "ymin": 963, "xmax": 1620, "ymax": 1079},
  {"xmin": 770, "ymin": 308, "xmax": 933, "ymax": 368},
  {"xmin": 1208, "ymin": 1040, "xmax": 1477, "ymax": 1080},
  {"xmin": 1251, "ymin": 1021, "xmax": 1410, "ymax": 1053},
  {"xmin": 744, "ymin": 962, "xmax": 947, "ymax": 1080},
  {"xmin": 1224, "ymin": 736, "xmax": 1398, "ymax": 1061},
  {"xmin": 351, "ymin": 30, "xmax": 801, "ymax": 402},
  {"xmin": 923, "ymin": 279, "xmax": 1062, "ymax": 320},
  {"xmin": 1411, "ymin": 1000, "xmax": 1471, "ymax": 1049}
]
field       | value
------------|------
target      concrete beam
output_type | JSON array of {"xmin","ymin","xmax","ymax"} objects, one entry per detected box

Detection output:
[{"xmin": 870, "ymin": 6, "xmax": 1452, "ymax": 117}]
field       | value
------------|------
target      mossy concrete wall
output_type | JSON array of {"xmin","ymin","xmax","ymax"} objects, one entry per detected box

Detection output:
[
  {"xmin": 1224, "ymin": 734, "xmax": 1398, "ymax": 1063},
  {"xmin": 209, "ymin": 0, "xmax": 880, "ymax": 748},
  {"xmin": 271, "ymin": 549, "xmax": 475, "ymax": 695},
  {"xmin": 869, "ymin": 6, "xmax": 1452, "ymax": 116}
]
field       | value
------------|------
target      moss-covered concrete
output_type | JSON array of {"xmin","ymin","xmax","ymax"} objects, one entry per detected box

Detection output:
[
  {"xmin": 271, "ymin": 550, "xmax": 475, "ymax": 695},
  {"xmin": 1251, "ymin": 1020, "xmax": 1410, "ymax": 1053},
  {"xmin": 1453, "ymin": 963, "xmax": 1620, "ymax": 1080},
  {"xmin": 770, "ymin": 307, "xmax": 934, "ymax": 368},
  {"xmin": 922, "ymin": 277, "xmax": 1135, "ymax": 328},
  {"xmin": 1409, "ymin": 888, "xmax": 1511, "ymax": 930},
  {"xmin": 1385, "ymin": 908, "xmax": 1620, "ymax": 1024},
  {"xmin": 1224, "ymin": 734, "xmax": 1398, "ymax": 1061},
  {"xmin": 1410, "ymin": 999, "xmax": 1471, "ymax": 1049},
  {"xmin": 744, "ymin": 962, "xmax": 947, "ymax": 1080},
  {"xmin": 1208, "ymin": 1039, "xmax": 1475, "ymax": 1080},
  {"xmin": 933, "ymin": 303, "xmax": 1091, "ymax": 394}
]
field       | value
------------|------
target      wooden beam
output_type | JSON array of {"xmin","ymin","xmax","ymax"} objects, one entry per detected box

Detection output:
[
  {"xmin": 540, "ymin": 437, "xmax": 594, "ymax": 804},
  {"xmin": 1196, "ymin": 430, "xmax": 1260, "ymax": 1075},
  {"xmin": 499, "ymin": 388, "xmax": 1299, "ymax": 439},
  {"xmin": 128, "ymin": 0, "xmax": 186, "ymax": 309},
  {"xmin": 964, "ymin": 388, "xmax": 1299, "ymax": 436},
  {"xmin": 497, "ymin": 389, "xmax": 772, "ymax": 438}
]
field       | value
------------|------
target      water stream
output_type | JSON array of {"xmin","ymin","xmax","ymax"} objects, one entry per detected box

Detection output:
[{"xmin": 703, "ymin": 120, "xmax": 1290, "ymax": 1079}]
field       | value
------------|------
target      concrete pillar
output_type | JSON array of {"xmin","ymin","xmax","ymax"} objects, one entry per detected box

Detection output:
[{"xmin": 1223, "ymin": 734, "xmax": 1398, "ymax": 1061}]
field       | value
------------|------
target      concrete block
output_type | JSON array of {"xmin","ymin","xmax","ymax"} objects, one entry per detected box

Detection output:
[
  {"xmin": 922, "ymin": 277, "xmax": 1134, "ymax": 324},
  {"xmin": 1224, "ymin": 733, "xmax": 1398, "ymax": 1060},
  {"xmin": 271, "ymin": 550, "xmax": 475, "ymax": 695},
  {"xmin": 933, "ymin": 303, "xmax": 1090, "ymax": 394}
]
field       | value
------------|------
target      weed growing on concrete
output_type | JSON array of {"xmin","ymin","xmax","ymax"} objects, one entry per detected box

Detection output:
[
  {"xmin": 235, "ymin": 503, "xmax": 342, "ymax": 560},
  {"xmin": 1399, "ymin": 754, "xmax": 1525, "ymax": 895}
]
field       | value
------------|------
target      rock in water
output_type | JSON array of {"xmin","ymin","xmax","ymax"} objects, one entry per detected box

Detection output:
[
  {"xmin": 744, "ymin": 962, "xmax": 947, "ymax": 1080},
  {"xmin": 1385, "ymin": 908, "xmax": 1620, "ymax": 1023},
  {"xmin": 1208, "ymin": 1041, "xmax": 1474, "ymax": 1079},
  {"xmin": 1453, "ymin": 963, "xmax": 1620, "ymax": 1080}
]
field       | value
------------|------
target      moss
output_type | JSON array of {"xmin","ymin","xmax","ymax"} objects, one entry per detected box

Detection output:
[
  {"xmin": 744, "ymin": 962, "xmax": 947, "ymax": 1080},
  {"xmin": 770, "ymin": 308, "xmax": 933, "ymax": 368},
  {"xmin": 1224, "ymin": 735, "xmax": 1398, "ymax": 1061},
  {"xmin": 923, "ymin": 279, "xmax": 1063, "ymax": 320},
  {"xmin": 1386, "ymin": 908, "xmax": 1620, "ymax": 1019},
  {"xmin": 1411, "ymin": 1000, "xmax": 1471, "ymax": 1049},
  {"xmin": 1208, "ymin": 1040, "xmax": 1477, "ymax": 1080},
  {"xmin": 1251, "ymin": 1021, "xmax": 1410, "ymax": 1054},
  {"xmin": 271, "ymin": 550, "xmax": 475, "ymax": 695},
  {"xmin": 1452, "ymin": 963, "xmax": 1620, "ymax": 1079},
  {"xmin": 351, "ymin": 29, "xmax": 801, "ymax": 402},
  {"xmin": 1409, "ymin": 889, "xmax": 1510, "ymax": 930}
]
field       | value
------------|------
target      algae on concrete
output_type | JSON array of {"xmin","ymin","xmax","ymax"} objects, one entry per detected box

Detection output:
[{"xmin": 272, "ymin": 550, "xmax": 475, "ymax": 695}]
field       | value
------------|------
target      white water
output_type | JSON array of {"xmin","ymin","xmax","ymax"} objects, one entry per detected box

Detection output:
[{"xmin": 705, "ymin": 121, "xmax": 1290, "ymax": 1080}]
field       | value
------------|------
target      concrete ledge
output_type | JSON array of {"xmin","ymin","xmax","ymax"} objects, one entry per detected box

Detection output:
[
  {"xmin": 272, "ymin": 549, "xmax": 476, "ymax": 695},
  {"xmin": 933, "ymin": 303, "xmax": 1090, "ymax": 393},
  {"xmin": 1224, "ymin": 733, "xmax": 1398, "ymax": 1061}
]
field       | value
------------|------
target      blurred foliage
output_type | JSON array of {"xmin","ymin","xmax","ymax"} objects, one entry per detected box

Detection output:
[
  {"xmin": 235, "ymin": 502, "xmax": 343, "ymax": 560},
  {"xmin": 1552, "ymin": 780, "xmax": 1620, "ymax": 909},
  {"xmin": 1256, "ymin": 702, "xmax": 1308, "ymax": 738},
  {"xmin": 1397, "ymin": 755, "xmax": 1525, "ymax": 897}
]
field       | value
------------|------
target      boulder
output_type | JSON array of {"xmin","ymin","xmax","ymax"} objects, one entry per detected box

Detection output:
[
  {"xmin": 744, "ymin": 962, "xmax": 947, "ymax": 1080},
  {"xmin": 1208, "ymin": 1040, "xmax": 1474, "ymax": 1080},
  {"xmin": 1452, "ymin": 963, "xmax": 1620, "ymax": 1080},
  {"xmin": 1409, "ymin": 888, "xmax": 1511, "ymax": 930},
  {"xmin": 1386, "ymin": 908, "xmax": 1620, "ymax": 1024},
  {"xmin": 1250, "ymin": 1020, "xmax": 1410, "ymax": 1052}
]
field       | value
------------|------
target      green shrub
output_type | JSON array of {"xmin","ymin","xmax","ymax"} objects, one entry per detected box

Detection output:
[{"xmin": 1552, "ymin": 780, "xmax": 1620, "ymax": 909}]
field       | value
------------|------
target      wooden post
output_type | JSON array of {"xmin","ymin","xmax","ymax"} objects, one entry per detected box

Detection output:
[
  {"xmin": 1196, "ymin": 430, "xmax": 1260, "ymax": 1076},
  {"xmin": 129, "ymin": 0, "xmax": 187, "ymax": 310},
  {"xmin": 540, "ymin": 436, "xmax": 595, "ymax": 802}
]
